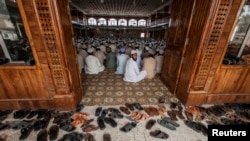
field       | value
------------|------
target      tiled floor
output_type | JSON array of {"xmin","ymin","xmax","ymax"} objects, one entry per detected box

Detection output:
[{"xmin": 81, "ymin": 69, "xmax": 176, "ymax": 106}]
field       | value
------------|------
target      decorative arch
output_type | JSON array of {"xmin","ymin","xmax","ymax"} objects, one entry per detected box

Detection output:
[
  {"xmin": 88, "ymin": 18, "xmax": 97, "ymax": 25},
  {"xmin": 97, "ymin": 18, "xmax": 107, "ymax": 26},
  {"xmin": 128, "ymin": 19, "xmax": 137, "ymax": 26},
  {"xmin": 108, "ymin": 18, "xmax": 117, "ymax": 26},
  {"xmin": 138, "ymin": 19, "xmax": 146, "ymax": 26},
  {"xmin": 118, "ymin": 19, "xmax": 127, "ymax": 26}
]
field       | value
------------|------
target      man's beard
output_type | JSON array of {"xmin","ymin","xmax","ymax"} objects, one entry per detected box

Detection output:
[{"xmin": 132, "ymin": 57, "xmax": 137, "ymax": 61}]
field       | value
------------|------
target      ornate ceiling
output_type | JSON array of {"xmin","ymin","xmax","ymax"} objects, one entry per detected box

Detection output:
[{"xmin": 70, "ymin": 0, "xmax": 172, "ymax": 17}]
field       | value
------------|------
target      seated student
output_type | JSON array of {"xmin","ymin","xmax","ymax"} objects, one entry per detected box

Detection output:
[
  {"xmin": 123, "ymin": 50, "xmax": 147, "ymax": 83},
  {"xmin": 85, "ymin": 48, "xmax": 104, "ymax": 74},
  {"xmin": 115, "ymin": 47, "xmax": 129, "ymax": 74},
  {"xmin": 142, "ymin": 54, "xmax": 156, "ymax": 79},
  {"xmin": 105, "ymin": 46, "xmax": 116, "ymax": 69}
]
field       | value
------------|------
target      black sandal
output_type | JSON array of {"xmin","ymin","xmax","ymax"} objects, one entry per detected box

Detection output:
[
  {"xmin": 150, "ymin": 130, "xmax": 169, "ymax": 139},
  {"xmin": 19, "ymin": 124, "xmax": 33, "ymax": 140},
  {"xmin": 120, "ymin": 122, "xmax": 137, "ymax": 132},
  {"xmin": 146, "ymin": 119, "xmax": 156, "ymax": 130}
]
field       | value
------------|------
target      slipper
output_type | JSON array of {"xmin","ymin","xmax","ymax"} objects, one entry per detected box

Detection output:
[
  {"xmin": 19, "ymin": 124, "xmax": 33, "ymax": 140},
  {"xmin": 150, "ymin": 130, "xmax": 169, "ymax": 139},
  {"xmin": 37, "ymin": 129, "xmax": 48, "ymax": 141},
  {"xmin": 133, "ymin": 103, "xmax": 143, "ymax": 110},
  {"xmin": 13, "ymin": 110, "xmax": 30, "ymax": 119},
  {"xmin": 167, "ymin": 110, "xmax": 178, "ymax": 121},
  {"xmin": 101, "ymin": 109, "xmax": 109, "ymax": 117},
  {"xmin": 48, "ymin": 125, "xmax": 59, "ymax": 140},
  {"xmin": 82, "ymin": 124, "xmax": 99, "ymax": 132},
  {"xmin": 58, "ymin": 132, "xmax": 84, "ymax": 141},
  {"xmin": 37, "ymin": 109, "xmax": 48, "ymax": 119},
  {"xmin": 146, "ymin": 119, "xmax": 156, "ymax": 130},
  {"xmin": 59, "ymin": 122, "xmax": 76, "ymax": 132},
  {"xmin": 103, "ymin": 133, "xmax": 111, "ymax": 141},
  {"xmin": 108, "ymin": 112, "xmax": 123, "ymax": 119},
  {"xmin": 95, "ymin": 107, "xmax": 102, "ymax": 117},
  {"xmin": 85, "ymin": 133, "xmax": 95, "ymax": 141},
  {"xmin": 26, "ymin": 110, "xmax": 38, "ymax": 119},
  {"xmin": 125, "ymin": 103, "xmax": 134, "ymax": 111},
  {"xmin": 161, "ymin": 117, "xmax": 180, "ymax": 127},
  {"xmin": 81, "ymin": 119, "xmax": 94, "ymax": 127},
  {"xmin": 119, "ymin": 107, "xmax": 130, "ymax": 115},
  {"xmin": 0, "ymin": 123, "xmax": 10, "ymax": 131},
  {"xmin": 120, "ymin": 122, "xmax": 137, "ymax": 132},
  {"xmin": 184, "ymin": 120, "xmax": 201, "ymax": 133},
  {"xmin": 104, "ymin": 117, "xmax": 117, "ymax": 127},
  {"xmin": 97, "ymin": 117, "xmax": 105, "ymax": 130},
  {"xmin": 157, "ymin": 119, "xmax": 176, "ymax": 130}
]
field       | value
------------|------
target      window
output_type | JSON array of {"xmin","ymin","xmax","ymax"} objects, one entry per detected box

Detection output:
[
  {"xmin": 224, "ymin": 1, "xmax": 250, "ymax": 65},
  {"xmin": 128, "ymin": 19, "xmax": 137, "ymax": 26},
  {"xmin": 138, "ymin": 19, "xmax": 146, "ymax": 26},
  {"xmin": 88, "ymin": 18, "xmax": 97, "ymax": 25},
  {"xmin": 0, "ymin": 0, "xmax": 35, "ymax": 65},
  {"xmin": 118, "ymin": 19, "xmax": 127, "ymax": 26},
  {"xmin": 97, "ymin": 18, "xmax": 107, "ymax": 26},
  {"xmin": 108, "ymin": 18, "xmax": 117, "ymax": 26}
]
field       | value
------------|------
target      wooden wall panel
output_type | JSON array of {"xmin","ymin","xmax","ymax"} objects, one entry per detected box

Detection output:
[
  {"xmin": 210, "ymin": 66, "xmax": 250, "ymax": 94},
  {"xmin": 0, "ymin": 68, "xmax": 49, "ymax": 99}
]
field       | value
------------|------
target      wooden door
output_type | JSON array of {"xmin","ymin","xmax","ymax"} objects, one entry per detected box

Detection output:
[{"xmin": 161, "ymin": 0, "xmax": 195, "ymax": 93}]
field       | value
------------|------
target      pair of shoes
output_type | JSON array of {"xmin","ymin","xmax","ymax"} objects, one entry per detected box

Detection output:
[
  {"xmin": 144, "ymin": 107, "xmax": 159, "ymax": 117},
  {"xmin": 133, "ymin": 103, "xmax": 143, "ymax": 110},
  {"xmin": 103, "ymin": 133, "xmax": 111, "ymax": 141},
  {"xmin": 150, "ymin": 130, "xmax": 169, "ymax": 139},
  {"xmin": 104, "ymin": 117, "xmax": 117, "ymax": 127},
  {"xmin": 48, "ymin": 125, "xmax": 59, "ymax": 140},
  {"xmin": 131, "ymin": 111, "xmax": 149, "ymax": 121},
  {"xmin": 19, "ymin": 124, "xmax": 33, "ymax": 140},
  {"xmin": 120, "ymin": 122, "xmax": 137, "ymax": 132},
  {"xmin": 37, "ymin": 129, "xmax": 48, "ymax": 141},
  {"xmin": 108, "ymin": 108, "xmax": 123, "ymax": 119},
  {"xmin": 184, "ymin": 120, "xmax": 207, "ymax": 136},
  {"xmin": 58, "ymin": 132, "xmax": 85, "ymax": 141},
  {"xmin": 13, "ymin": 110, "xmax": 30, "ymax": 119},
  {"xmin": 145, "ymin": 119, "xmax": 156, "ymax": 130},
  {"xmin": 119, "ymin": 107, "xmax": 130, "ymax": 115},
  {"xmin": 157, "ymin": 117, "xmax": 179, "ymax": 130},
  {"xmin": 125, "ymin": 103, "xmax": 134, "ymax": 111}
]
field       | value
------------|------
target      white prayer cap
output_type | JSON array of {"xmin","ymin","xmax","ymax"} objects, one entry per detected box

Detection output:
[
  {"xmin": 145, "ymin": 47, "xmax": 149, "ymax": 51},
  {"xmin": 131, "ymin": 50, "xmax": 137, "ymax": 55},
  {"xmin": 87, "ymin": 48, "xmax": 94, "ymax": 53},
  {"xmin": 159, "ymin": 50, "xmax": 164, "ymax": 55}
]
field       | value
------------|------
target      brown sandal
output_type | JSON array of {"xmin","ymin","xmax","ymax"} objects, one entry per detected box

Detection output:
[{"xmin": 119, "ymin": 106, "xmax": 130, "ymax": 115}]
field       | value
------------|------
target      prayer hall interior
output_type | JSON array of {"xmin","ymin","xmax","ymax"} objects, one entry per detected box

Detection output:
[{"xmin": 0, "ymin": 0, "xmax": 249, "ymax": 141}]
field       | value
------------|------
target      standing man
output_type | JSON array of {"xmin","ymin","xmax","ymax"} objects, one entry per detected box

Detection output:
[
  {"xmin": 85, "ymin": 48, "xmax": 104, "ymax": 74},
  {"xmin": 105, "ymin": 46, "xmax": 116, "ymax": 69},
  {"xmin": 123, "ymin": 50, "xmax": 147, "ymax": 82},
  {"xmin": 115, "ymin": 47, "xmax": 129, "ymax": 74}
]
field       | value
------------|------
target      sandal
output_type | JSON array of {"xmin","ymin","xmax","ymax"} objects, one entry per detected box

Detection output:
[
  {"xmin": 104, "ymin": 117, "xmax": 117, "ymax": 127},
  {"xmin": 103, "ymin": 133, "xmax": 111, "ymax": 141},
  {"xmin": 157, "ymin": 119, "xmax": 176, "ymax": 130},
  {"xmin": 97, "ymin": 117, "xmax": 105, "ymax": 130},
  {"xmin": 146, "ymin": 119, "xmax": 156, "ymax": 130},
  {"xmin": 161, "ymin": 117, "xmax": 180, "ymax": 127},
  {"xmin": 82, "ymin": 124, "xmax": 99, "ymax": 132},
  {"xmin": 150, "ymin": 130, "xmax": 169, "ymax": 139},
  {"xmin": 19, "ymin": 124, "xmax": 33, "ymax": 140},
  {"xmin": 119, "ymin": 106, "xmax": 130, "ymax": 115},
  {"xmin": 81, "ymin": 119, "xmax": 94, "ymax": 128},
  {"xmin": 167, "ymin": 110, "xmax": 178, "ymax": 121},
  {"xmin": 95, "ymin": 107, "xmax": 102, "ymax": 117},
  {"xmin": 48, "ymin": 125, "xmax": 59, "ymax": 140},
  {"xmin": 133, "ymin": 103, "xmax": 143, "ymax": 110},
  {"xmin": 37, "ymin": 129, "xmax": 48, "ymax": 141},
  {"xmin": 120, "ymin": 122, "xmax": 137, "ymax": 132},
  {"xmin": 125, "ymin": 103, "xmax": 134, "ymax": 111},
  {"xmin": 59, "ymin": 122, "xmax": 76, "ymax": 132},
  {"xmin": 85, "ymin": 133, "xmax": 95, "ymax": 141},
  {"xmin": 59, "ymin": 132, "xmax": 84, "ymax": 141}
]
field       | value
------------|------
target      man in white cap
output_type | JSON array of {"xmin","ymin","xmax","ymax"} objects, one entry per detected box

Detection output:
[
  {"xmin": 123, "ymin": 50, "xmax": 147, "ymax": 82},
  {"xmin": 85, "ymin": 48, "xmax": 104, "ymax": 74},
  {"xmin": 115, "ymin": 47, "xmax": 129, "ymax": 74}
]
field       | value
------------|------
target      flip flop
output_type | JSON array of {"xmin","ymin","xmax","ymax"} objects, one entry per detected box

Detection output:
[
  {"xmin": 150, "ymin": 130, "xmax": 169, "ymax": 139},
  {"xmin": 161, "ymin": 117, "xmax": 180, "ymax": 127},
  {"xmin": 146, "ymin": 119, "xmax": 156, "ymax": 130},
  {"xmin": 85, "ymin": 133, "xmax": 95, "ymax": 141},
  {"xmin": 125, "ymin": 103, "xmax": 134, "ymax": 111},
  {"xmin": 97, "ymin": 117, "xmax": 105, "ymax": 130},
  {"xmin": 104, "ymin": 117, "xmax": 117, "ymax": 127},
  {"xmin": 119, "ymin": 106, "xmax": 130, "ymax": 115},
  {"xmin": 37, "ymin": 129, "xmax": 48, "ymax": 141},
  {"xmin": 59, "ymin": 122, "xmax": 76, "ymax": 132},
  {"xmin": 82, "ymin": 124, "xmax": 99, "ymax": 132},
  {"xmin": 58, "ymin": 132, "xmax": 85, "ymax": 141},
  {"xmin": 120, "ymin": 122, "xmax": 137, "ymax": 132}
]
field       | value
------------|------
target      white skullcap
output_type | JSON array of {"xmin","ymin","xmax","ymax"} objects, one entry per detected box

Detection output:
[
  {"xmin": 87, "ymin": 48, "xmax": 94, "ymax": 53},
  {"xmin": 159, "ymin": 50, "xmax": 164, "ymax": 54},
  {"xmin": 145, "ymin": 47, "xmax": 149, "ymax": 51},
  {"xmin": 131, "ymin": 50, "xmax": 137, "ymax": 55}
]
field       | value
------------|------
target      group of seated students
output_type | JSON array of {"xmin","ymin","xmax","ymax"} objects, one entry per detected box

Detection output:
[{"xmin": 76, "ymin": 37, "xmax": 166, "ymax": 83}]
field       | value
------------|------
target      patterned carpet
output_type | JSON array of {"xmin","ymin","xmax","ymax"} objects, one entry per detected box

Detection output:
[{"xmin": 81, "ymin": 69, "xmax": 177, "ymax": 106}]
